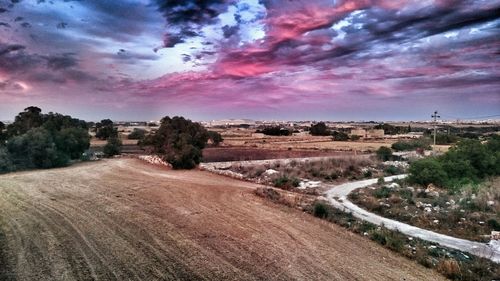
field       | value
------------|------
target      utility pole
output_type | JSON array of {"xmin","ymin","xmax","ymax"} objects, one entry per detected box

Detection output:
[{"xmin": 431, "ymin": 110, "xmax": 440, "ymax": 147}]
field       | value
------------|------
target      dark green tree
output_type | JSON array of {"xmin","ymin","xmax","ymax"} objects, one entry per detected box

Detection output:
[
  {"xmin": 55, "ymin": 128, "xmax": 90, "ymax": 159},
  {"xmin": 95, "ymin": 119, "xmax": 117, "ymax": 140},
  {"xmin": 208, "ymin": 131, "xmax": 223, "ymax": 146},
  {"xmin": 376, "ymin": 146, "xmax": 393, "ymax": 161},
  {"xmin": 128, "ymin": 128, "xmax": 146, "ymax": 140},
  {"xmin": 310, "ymin": 122, "xmax": 330, "ymax": 136},
  {"xmin": 6, "ymin": 106, "xmax": 43, "ymax": 136},
  {"xmin": 145, "ymin": 116, "xmax": 209, "ymax": 169},
  {"xmin": 103, "ymin": 136, "xmax": 122, "ymax": 157},
  {"xmin": 332, "ymin": 131, "xmax": 349, "ymax": 141}
]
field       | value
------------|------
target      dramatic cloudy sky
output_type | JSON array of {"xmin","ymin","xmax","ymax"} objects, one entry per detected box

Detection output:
[{"xmin": 0, "ymin": 0, "xmax": 499, "ymax": 121}]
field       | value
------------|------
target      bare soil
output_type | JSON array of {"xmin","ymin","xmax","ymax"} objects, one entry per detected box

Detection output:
[{"xmin": 0, "ymin": 158, "xmax": 445, "ymax": 281}]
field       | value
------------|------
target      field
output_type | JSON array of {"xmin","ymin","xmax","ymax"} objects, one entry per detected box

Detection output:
[{"xmin": 0, "ymin": 158, "xmax": 445, "ymax": 281}]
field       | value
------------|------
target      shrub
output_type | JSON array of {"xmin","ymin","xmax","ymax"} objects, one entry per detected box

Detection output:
[
  {"xmin": 0, "ymin": 147, "xmax": 14, "ymax": 173},
  {"xmin": 374, "ymin": 186, "xmax": 392, "ymax": 198},
  {"xmin": 313, "ymin": 202, "xmax": 329, "ymax": 218},
  {"xmin": 436, "ymin": 259, "xmax": 461, "ymax": 279},
  {"xmin": 207, "ymin": 131, "xmax": 223, "ymax": 146},
  {"xmin": 273, "ymin": 175, "xmax": 300, "ymax": 189},
  {"xmin": 259, "ymin": 126, "xmax": 291, "ymax": 136},
  {"xmin": 376, "ymin": 146, "xmax": 393, "ymax": 161},
  {"xmin": 384, "ymin": 165, "xmax": 400, "ymax": 175},
  {"xmin": 391, "ymin": 138, "xmax": 431, "ymax": 151},
  {"xmin": 332, "ymin": 131, "xmax": 349, "ymax": 141},
  {"xmin": 128, "ymin": 128, "xmax": 146, "ymax": 140},
  {"xmin": 103, "ymin": 137, "xmax": 122, "ymax": 157},
  {"xmin": 310, "ymin": 122, "xmax": 330, "ymax": 136},
  {"xmin": 408, "ymin": 157, "xmax": 448, "ymax": 187}
]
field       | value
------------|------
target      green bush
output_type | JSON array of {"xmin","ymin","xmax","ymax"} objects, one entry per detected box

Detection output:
[
  {"xmin": 313, "ymin": 202, "xmax": 329, "ymax": 218},
  {"xmin": 103, "ymin": 137, "xmax": 122, "ymax": 157},
  {"xmin": 128, "ymin": 128, "xmax": 146, "ymax": 140},
  {"xmin": 0, "ymin": 147, "xmax": 14, "ymax": 173},
  {"xmin": 374, "ymin": 186, "xmax": 392, "ymax": 198},
  {"xmin": 409, "ymin": 136, "xmax": 500, "ymax": 189},
  {"xmin": 391, "ymin": 138, "xmax": 431, "ymax": 151},
  {"xmin": 376, "ymin": 146, "xmax": 393, "ymax": 161},
  {"xmin": 273, "ymin": 175, "xmax": 300, "ymax": 189},
  {"xmin": 408, "ymin": 157, "xmax": 447, "ymax": 187}
]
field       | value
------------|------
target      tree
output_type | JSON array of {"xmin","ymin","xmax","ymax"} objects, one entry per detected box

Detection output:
[
  {"xmin": 332, "ymin": 131, "xmax": 349, "ymax": 141},
  {"xmin": 55, "ymin": 128, "xmax": 90, "ymax": 159},
  {"xmin": 103, "ymin": 136, "xmax": 122, "ymax": 157},
  {"xmin": 0, "ymin": 121, "xmax": 6, "ymax": 143},
  {"xmin": 259, "ymin": 126, "xmax": 291, "ymax": 136},
  {"xmin": 6, "ymin": 106, "xmax": 43, "ymax": 136},
  {"xmin": 376, "ymin": 146, "xmax": 393, "ymax": 161},
  {"xmin": 208, "ymin": 131, "xmax": 223, "ymax": 146},
  {"xmin": 7, "ymin": 127, "xmax": 69, "ymax": 169},
  {"xmin": 144, "ymin": 116, "xmax": 209, "ymax": 169},
  {"xmin": 0, "ymin": 147, "xmax": 14, "ymax": 173},
  {"xmin": 128, "ymin": 128, "xmax": 146, "ymax": 140},
  {"xmin": 95, "ymin": 119, "xmax": 117, "ymax": 140},
  {"xmin": 310, "ymin": 122, "xmax": 330, "ymax": 136}
]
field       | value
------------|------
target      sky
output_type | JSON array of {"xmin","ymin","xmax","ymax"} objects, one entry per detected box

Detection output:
[{"xmin": 0, "ymin": 0, "xmax": 499, "ymax": 121}]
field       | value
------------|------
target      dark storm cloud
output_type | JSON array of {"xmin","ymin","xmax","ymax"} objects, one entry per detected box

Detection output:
[
  {"xmin": 45, "ymin": 53, "xmax": 78, "ymax": 70},
  {"xmin": 154, "ymin": 0, "xmax": 232, "ymax": 48}
]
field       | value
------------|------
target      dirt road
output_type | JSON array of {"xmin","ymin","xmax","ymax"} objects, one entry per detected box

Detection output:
[{"xmin": 0, "ymin": 158, "xmax": 445, "ymax": 281}]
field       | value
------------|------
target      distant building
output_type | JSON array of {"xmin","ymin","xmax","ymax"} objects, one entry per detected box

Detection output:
[{"xmin": 350, "ymin": 129, "xmax": 366, "ymax": 138}]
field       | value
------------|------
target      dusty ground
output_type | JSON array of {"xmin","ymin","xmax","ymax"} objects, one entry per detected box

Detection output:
[{"xmin": 0, "ymin": 158, "xmax": 446, "ymax": 281}]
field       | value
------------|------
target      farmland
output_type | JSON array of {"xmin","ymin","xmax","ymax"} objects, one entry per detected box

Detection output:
[{"xmin": 0, "ymin": 158, "xmax": 444, "ymax": 281}]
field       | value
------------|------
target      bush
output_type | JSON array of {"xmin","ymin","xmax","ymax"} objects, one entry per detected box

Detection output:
[
  {"xmin": 273, "ymin": 175, "xmax": 300, "ymax": 189},
  {"xmin": 310, "ymin": 122, "xmax": 330, "ymax": 136},
  {"xmin": 332, "ymin": 131, "xmax": 349, "ymax": 141},
  {"xmin": 0, "ymin": 147, "xmax": 14, "ymax": 173},
  {"xmin": 374, "ymin": 186, "xmax": 392, "ymax": 198},
  {"xmin": 259, "ymin": 126, "xmax": 291, "ymax": 136},
  {"xmin": 436, "ymin": 259, "xmax": 461, "ymax": 279},
  {"xmin": 103, "ymin": 137, "xmax": 122, "ymax": 157},
  {"xmin": 208, "ymin": 131, "xmax": 223, "ymax": 146},
  {"xmin": 128, "ymin": 128, "xmax": 146, "ymax": 140},
  {"xmin": 391, "ymin": 138, "xmax": 431, "ymax": 151},
  {"xmin": 408, "ymin": 157, "xmax": 448, "ymax": 187},
  {"xmin": 313, "ymin": 202, "xmax": 329, "ymax": 218},
  {"xmin": 376, "ymin": 146, "xmax": 393, "ymax": 161}
]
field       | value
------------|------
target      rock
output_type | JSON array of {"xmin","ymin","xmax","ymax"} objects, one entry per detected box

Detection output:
[
  {"xmin": 479, "ymin": 221, "xmax": 485, "ymax": 225},
  {"xmin": 416, "ymin": 201, "xmax": 423, "ymax": 208},
  {"xmin": 387, "ymin": 182, "xmax": 400, "ymax": 189},
  {"xmin": 433, "ymin": 220, "xmax": 439, "ymax": 224},
  {"xmin": 424, "ymin": 207, "xmax": 432, "ymax": 213},
  {"xmin": 487, "ymin": 201, "xmax": 495, "ymax": 206},
  {"xmin": 433, "ymin": 206, "xmax": 440, "ymax": 212},
  {"xmin": 449, "ymin": 199, "xmax": 456, "ymax": 205},
  {"xmin": 406, "ymin": 186, "xmax": 415, "ymax": 192},
  {"xmin": 264, "ymin": 169, "xmax": 279, "ymax": 176},
  {"xmin": 425, "ymin": 184, "xmax": 440, "ymax": 198}
]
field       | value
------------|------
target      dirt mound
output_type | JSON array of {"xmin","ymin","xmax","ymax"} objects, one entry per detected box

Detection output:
[{"xmin": 0, "ymin": 159, "xmax": 445, "ymax": 280}]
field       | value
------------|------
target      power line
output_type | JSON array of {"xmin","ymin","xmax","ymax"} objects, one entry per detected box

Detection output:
[{"xmin": 440, "ymin": 114, "xmax": 500, "ymax": 120}]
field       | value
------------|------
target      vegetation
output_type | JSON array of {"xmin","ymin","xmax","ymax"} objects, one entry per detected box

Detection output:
[
  {"xmin": 374, "ymin": 123, "xmax": 411, "ymax": 135},
  {"xmin": 103, "ymin": 136, "xmax": 122, "ymax": 157},
  {"xmin": 310, "ymin": 122, "xmax": 331, "ymax": 136},
  {"xmin": 95, "ymin": 119, "xmax": 117, "ymax": 140},
  {"xmin": 332, "ymin": 131, "xmax": 349, "ymax": 141},
  {"xmin": 376, "ymin": 146, "xmax": 393, "ymax": 161},
  {"xmin": 0, "ymin": 107, "xmax": 90, "ymax": 173},
  {"xmin": 142, "ymin": 116, "xmax": 209, "ymax": 169},
  {"xmin": 307, "ymin": 200, "xmax": 499, "ymax": 281},
  {"xmin": 391, "ymin": 138, "xmax": 431, "ymax": 151},
  {"xmin": 127, "ymin": 128, "xmax": 146, "ymax": 140},
  {"xmin": 273, "ymin": 175, "xmax": 300, "ymax": 190},
  {"xmin": 207, "ymin": 131, "xmax": 223, "ymax": 146},
  {"xmin": 409, "ymin": 136, "xmax": 500, "ymax": 189},
  {"xmin": 258, "ymin": 126, "xmax": 291, "ymax": 136}
]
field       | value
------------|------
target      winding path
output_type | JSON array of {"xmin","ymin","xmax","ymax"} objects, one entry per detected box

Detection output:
[{"xmin": 323, "ymin": 175, "xmax": 500, "ymax": 263}]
